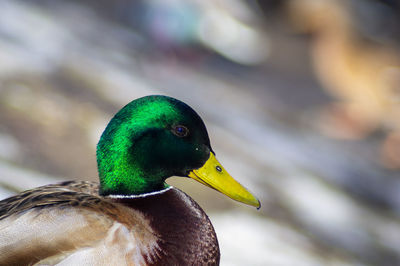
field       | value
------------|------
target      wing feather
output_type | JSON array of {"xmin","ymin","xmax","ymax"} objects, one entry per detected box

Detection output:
[{"xmin": 0, "ymin": 181, "xmax": 158, "ymax": 265}]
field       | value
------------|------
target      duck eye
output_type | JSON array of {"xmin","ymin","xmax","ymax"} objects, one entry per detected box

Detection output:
[{"xmin": 172, "ymin": 125, "xmax": 189, "ymax": 137}]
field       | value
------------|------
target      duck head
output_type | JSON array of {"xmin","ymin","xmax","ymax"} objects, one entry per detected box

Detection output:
[{"xmin": 97, "ymin": 95, "xmax": 260, "ymax": 208}]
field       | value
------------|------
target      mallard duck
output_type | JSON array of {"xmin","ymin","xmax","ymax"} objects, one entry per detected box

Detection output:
[{"xmin": 0, "ymin": 95, "xmax": 260, "ymax": 265}]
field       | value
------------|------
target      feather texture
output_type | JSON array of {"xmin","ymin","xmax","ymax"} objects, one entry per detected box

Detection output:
[{"xmin": 0, "ymin": 181, "xmax": 219, "ymax": 265}]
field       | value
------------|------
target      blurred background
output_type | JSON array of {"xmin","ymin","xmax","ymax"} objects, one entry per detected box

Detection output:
[{"xmin": 0, "ymin": 0, "xmax": 399, "ymax": 265}]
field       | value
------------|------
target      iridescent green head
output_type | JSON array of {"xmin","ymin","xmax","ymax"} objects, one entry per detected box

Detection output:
[
  {"xmin": 97, "ymin": 95, "xmax": 260, "ymax": 208},
  {"xmin": 97, "ymin": 95, "xmax": 211, "ymax": 195}
]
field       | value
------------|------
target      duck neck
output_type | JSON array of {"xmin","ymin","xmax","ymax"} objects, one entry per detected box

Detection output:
[{"xmin": 96, "ymin": 149, "xmax": 168, "ymax": 196}]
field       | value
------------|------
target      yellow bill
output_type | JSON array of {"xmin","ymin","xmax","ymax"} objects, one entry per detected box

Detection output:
[{"xmin": 188, "ymin": 152, "xmax": 261, "ymax": 209}]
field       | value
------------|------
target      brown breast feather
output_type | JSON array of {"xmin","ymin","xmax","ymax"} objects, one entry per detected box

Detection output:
[{"xmin": 0, "ymin": 181, "xmax": 220, "ymax": 265}]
